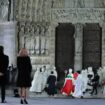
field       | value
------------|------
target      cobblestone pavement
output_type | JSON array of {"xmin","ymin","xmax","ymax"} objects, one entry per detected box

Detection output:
[
  {"xmin": 29, "ymin": 87, "xmax": 105, "ymax": 99},
  {"xmin": 0, "ymin": 88, "xmax": 104, "ymax": 105},
  {"xmin": 6, "ymin": 87, "xmax": 105, "ymax": 99},
  {"xmin": 0, "ymin": 96, "xmax": 105, "ymax": 105}
]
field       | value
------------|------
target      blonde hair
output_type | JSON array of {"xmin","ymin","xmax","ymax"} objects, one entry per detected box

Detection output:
[{"xmin": 18, "ymin": 48, "xmax": 28, "ymax": 57}]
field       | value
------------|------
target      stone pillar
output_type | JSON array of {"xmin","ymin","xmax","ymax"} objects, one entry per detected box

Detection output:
[
  {"xmin": 0, "ymin": 21, "xmax": 16, "ymax": 66},
  {"xmin": 74, "ymin": 23, "xmax": 83, "ymax": 71},
  {"xmin": 101, "ymin": 23, "xmax": 105, "ymax": 67},
  {"xmin": 50, "ymin": 22, "xmax": 58, "ymax": 65}
]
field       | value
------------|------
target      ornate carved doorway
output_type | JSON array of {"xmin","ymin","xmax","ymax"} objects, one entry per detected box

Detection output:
[
  {"xmin": 83, "ymin": 23, "xmax": 102, "ymax": 71},
  {"xmin": 55, "ymin": 23, "xmax": 75, "ymax": 80}
]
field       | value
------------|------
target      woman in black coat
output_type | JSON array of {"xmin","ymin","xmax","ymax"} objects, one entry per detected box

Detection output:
[{"xmin": 17, "ymin": 48, "xmax": 32, "ymax": 104}]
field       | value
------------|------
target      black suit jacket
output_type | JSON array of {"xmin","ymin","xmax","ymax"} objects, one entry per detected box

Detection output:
[{"xmin": 0, "ymin": 54, "xmax": 9, "ymax": 84}]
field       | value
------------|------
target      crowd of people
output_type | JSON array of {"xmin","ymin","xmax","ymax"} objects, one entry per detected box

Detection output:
[
  {"xmin": 0, "ymin": 45, "xmax": 58, "ymax": 104},
  {"xmin": 61, "ymin": 67, "xmax": 105, "ymax": 98},
  {"xmin": 29, "ymin": 65, "xmax": 105, "ymax": 99},
  {"xmin": 0, "ymin": 45, "xmax": 105, "ymax": 104},
  {"xmin": 30, "ymin": 65, "xmax": 57, "ymax": 96},
  {"xmin": 0, "ymin": 46, "xmax": 32, "ymax": 104}
]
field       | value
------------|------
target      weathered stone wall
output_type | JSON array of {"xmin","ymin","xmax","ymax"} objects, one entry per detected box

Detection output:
[
  {"xmin": 15, "ymin": 0, "xmax": 52, "ymax": 22},
  {"xmin": 0, "ymin": 22, "xmax": 16, "ymax": 66},
  {"xmin": 52, "ymin": 8, "xmax": 105, "ymax": 70},
  {"xmin": 64, "ymin": 0, "xmax": 105, "ymax": 8},
  {"xmin": 17, "ymin": 21, "xmax": 54, "ymax": 70},
  {"xmin": 14, "ymin": 0, "xmax": 105, "ymax": 70},
  {"xmin": 15, "ymin": 0, "xmax": 53, "ymax": 70}
]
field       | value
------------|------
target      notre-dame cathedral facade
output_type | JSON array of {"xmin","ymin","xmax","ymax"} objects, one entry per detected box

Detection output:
[{"xmin": 0, "ymin": 0, "xmax": 105, "ymax": 76}]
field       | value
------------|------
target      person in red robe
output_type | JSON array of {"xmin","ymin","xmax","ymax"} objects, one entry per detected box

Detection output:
[{"xmin": 61, "ymin": 74, "xmax": 74, "ymax": 96}]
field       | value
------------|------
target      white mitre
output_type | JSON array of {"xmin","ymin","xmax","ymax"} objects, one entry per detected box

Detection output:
[
  {"xmin": 87, "ymin": 67, "xmax": 93, "ymax": 74},
  {"xmin": 69, "ymin": 68, "xmax": 73, "ymax": 73}
]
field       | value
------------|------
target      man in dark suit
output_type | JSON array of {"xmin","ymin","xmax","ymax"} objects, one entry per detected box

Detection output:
[{"xmin": 0, "ymin": 46, "xmax": 9, "ymax": 103}]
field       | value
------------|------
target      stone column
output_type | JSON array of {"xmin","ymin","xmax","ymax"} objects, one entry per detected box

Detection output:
[
  {"xmin": 100, "ymin": 23, "xmax": 105, "ymax": 67},
  {"xmin": 74, "ymin": 23, "xmax": 83, "ymax": 71},
  {"xmin": 0, "ymin": 21, "xmax": 16, "ymax": 66},
  {"xmin": 50, "ymin": 22, "xmax": 58, "ymax": 65}
]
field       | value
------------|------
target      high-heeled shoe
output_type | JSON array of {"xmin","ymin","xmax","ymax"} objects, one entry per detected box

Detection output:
[
  {"xmin": 24, "ymin": 99, "xmax": 28, "ymax": 104},
  {"xmin": 20, "ymin": 99, "xmax": 23, "ymax": 104}
]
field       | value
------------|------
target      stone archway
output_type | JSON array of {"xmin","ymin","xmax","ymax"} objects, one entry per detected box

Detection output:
[
  {"xmin": 55, "ymin": 23, "xmax": 75, "ymax": 80},
  {"xmin": 83, "ymin": 23, "xmax": 102, "ymax": 70},
  {"xmin": 52, "ymin": 8, "xmax": 105, "ymax": 69}
]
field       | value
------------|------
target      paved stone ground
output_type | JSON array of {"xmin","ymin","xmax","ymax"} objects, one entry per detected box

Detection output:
[
  {"xmin": 29, "ymin": 86, "xmax": 105, "ymax": 99},
  {"xmin": 6, "ymin": 87, "xmax": 105, "ymax": 99},
  {"xmin": 0, "ymin": 87, "xmax": 104, "ymax": 105},
  {"xmin": 0, "ymin": 96, "xmax": 105, "ymax": 105}
]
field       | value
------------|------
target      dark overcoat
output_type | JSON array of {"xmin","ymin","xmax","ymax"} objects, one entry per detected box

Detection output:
[
  {"xmin": 17, "ymin": 56, "xmax": 32, "ymax": 87},
  {"xmin": 0, "ymin": 54, "xmax": 9, "ymax": 85},
  {"xmin": 46, "ymin": 75, "xmax": 57, "ymax": 95}
]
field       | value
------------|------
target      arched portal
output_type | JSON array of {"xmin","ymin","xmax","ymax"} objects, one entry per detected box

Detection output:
[
  {"xmin": 55, "ymin": 23, "xmax": 75, "ymax": 80},
  {"xmin": 83, "ymin": 23, "xmax": 102, "ymax": 71}
]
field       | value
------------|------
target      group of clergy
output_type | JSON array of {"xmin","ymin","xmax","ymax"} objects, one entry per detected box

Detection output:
[
  {"xmin": 61, "ymin": 68, "xmax": 85, "ymax": 98},
  {"xmin": 30, "ymin": 65, "xmax": 57, "ymax": 95},
  {"xmin": 61, "ymin": 67, "xmax": 105, "ymax": 98},
  {"xmin": 29, "ymin": 65, "xmax": 105, "ymax": 98}
]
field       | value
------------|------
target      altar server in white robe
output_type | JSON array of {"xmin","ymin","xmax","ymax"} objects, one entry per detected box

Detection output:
[
  {"xmin": 42, "ymin": 65, "xmax": 49, "ymax": 91},
  {"xmin": 81, "ymin": 69, "xmax": 88, "ymax": 93},
  {"xmin": 72, "ymin": 71, "xmax": 84, "ymax": 98},
  {"xmin": 30, "ymin": 67, "xmax": 43, "ymax": 93}
]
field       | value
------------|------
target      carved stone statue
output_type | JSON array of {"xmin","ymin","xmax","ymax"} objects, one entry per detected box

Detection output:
[
  {"xmin": 0, "ymin": 0, "xmax": 9, "ymax": 21},
  {"xmin": 77, "ymin": 0, "xmax": 85, "ymax": 7}
]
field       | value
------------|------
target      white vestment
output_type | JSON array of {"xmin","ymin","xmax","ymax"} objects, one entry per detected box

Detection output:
[
  {"xmin": 81, "ymin": 70, "xmax": 88, "ymax": 92},
  {"xmin": 30, "ymin": 69, "xmax": 43, "ymax": 92},
  {"xmin": 73, "ymin": 74, "xmax": 84, "ymax": 98},
  {"xmin": 42, "ymin": 69, "xmax": 49, "ymax": 90}
]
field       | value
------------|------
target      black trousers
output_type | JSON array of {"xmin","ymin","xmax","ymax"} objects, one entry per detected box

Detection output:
[
  {"xmin": 91, "ymin": 84, "xmax": 98, "ymax": 95},
  {"xmin": 0, "ymin": 76, "xmax": 6, "ymax": 102}
]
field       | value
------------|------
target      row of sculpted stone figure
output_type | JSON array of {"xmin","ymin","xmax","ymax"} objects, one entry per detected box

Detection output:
[
  {"xmin": 18, "ymin": 22, "xmax": 49, "ymax": 36},
  {"xmin": 22, "ymin": 36, "xmax": 48, "ymax": 55}
]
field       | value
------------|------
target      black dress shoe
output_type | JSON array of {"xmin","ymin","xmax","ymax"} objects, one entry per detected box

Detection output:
[
  {"xmin": 1, "ymin": 100, "xmax": 7, "ymax": 103},
  {"xmin": 24, "ymin": 99, "xmax": 28, "ymax": 104},
  {"xmin": 20, "ymin": 99, "xmax": 23, "ymax": 104}
]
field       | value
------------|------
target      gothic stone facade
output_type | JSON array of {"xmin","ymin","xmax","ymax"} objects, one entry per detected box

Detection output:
[{"xmin": 14, "ymin": 0, "xmax": 105, "ymax": 71}]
